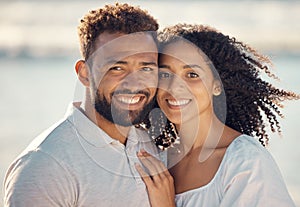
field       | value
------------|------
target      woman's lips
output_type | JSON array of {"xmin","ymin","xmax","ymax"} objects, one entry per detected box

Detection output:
[{"xmin": 166, "ymin": 98, "xmax": 191, "ymax": 109}]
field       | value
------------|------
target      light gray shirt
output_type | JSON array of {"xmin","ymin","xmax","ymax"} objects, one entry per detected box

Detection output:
[{"xmin": 4, "ymin": 103, "xmax": 164, "ymax": 206}]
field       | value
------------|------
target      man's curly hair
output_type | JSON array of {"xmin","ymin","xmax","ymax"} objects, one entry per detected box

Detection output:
[
  {"xmin": 158, "ymin": 23, "xmax": 299, "ymax": 147},
  {"xmin": 77, "ymin": 3, "xmax": 159, "ymax": 60}
]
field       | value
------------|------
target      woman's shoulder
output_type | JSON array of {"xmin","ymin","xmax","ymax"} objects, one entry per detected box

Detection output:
[
  {"xmin": 219, "ymin": 134, "xmax": 276, "ymax": 174},
  {"xmin": 216, "ymin": 136, "xmax": 296, "ymax": 206},
  {"xmin": 226, "ymin": 134, "xmax": 270, "ymax": 159}
]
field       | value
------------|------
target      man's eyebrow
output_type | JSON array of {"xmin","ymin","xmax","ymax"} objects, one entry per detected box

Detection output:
[
  {"xmin": 106, "ymin": 60, "xmax": 128, "ymax": 65},
  {"xmin": 140, "ymin": 62, "xmax": 158, "ymax": 67},
  {"xmin": 104, "ymin": 60, "xmax": 157, "ymax": 67}
]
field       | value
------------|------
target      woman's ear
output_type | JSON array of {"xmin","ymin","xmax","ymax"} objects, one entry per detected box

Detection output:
[
  {"xmin": 213, "ymin": 80, "xmax": 222, "ymax": 96},
  {"xmin": 75, "ymin": 60, "xmax": 90, "ymax": 87}
]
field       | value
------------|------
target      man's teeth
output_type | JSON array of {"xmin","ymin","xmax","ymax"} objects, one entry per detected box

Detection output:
[
  {"xmin": 168, "ymin": 99, "xmax": 190, "ymax": 106},
  {"xmin": 118, "ymin": 96, "xmax": 140, "ymax": 104}
]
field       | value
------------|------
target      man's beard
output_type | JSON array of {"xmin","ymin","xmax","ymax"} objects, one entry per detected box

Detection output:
[{"xmin": 94, "ymin": 89, "xmax": 155, "ymax": 127}]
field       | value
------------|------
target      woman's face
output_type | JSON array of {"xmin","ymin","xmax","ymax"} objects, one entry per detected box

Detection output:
[{"xmin": 157, "ymin": 40, "xmax": 220, "ymax": 125}]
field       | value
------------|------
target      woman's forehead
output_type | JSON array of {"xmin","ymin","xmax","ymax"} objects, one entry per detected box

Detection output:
[{"xmin": 160, "ymin": 40, "xmax": 209, "ymax": 63}]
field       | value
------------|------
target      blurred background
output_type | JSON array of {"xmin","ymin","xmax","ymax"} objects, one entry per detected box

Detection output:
[{"xmin": 0, "ymin": 0, "xmax": 299, "ymax": 206}]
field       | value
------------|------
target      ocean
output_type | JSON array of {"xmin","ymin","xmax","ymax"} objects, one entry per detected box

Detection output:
[{"xmin": 1, "ymin": 0, "xmax": 300, "ymax": 206}]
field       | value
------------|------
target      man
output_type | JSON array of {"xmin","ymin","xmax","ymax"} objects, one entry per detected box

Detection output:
[{"xmin": 4, "ymin": 3, "xmax": 161, "ymax": 206}]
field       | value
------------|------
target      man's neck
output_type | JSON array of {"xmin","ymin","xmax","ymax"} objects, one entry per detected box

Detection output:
[
  {"xmin": 82, "ymin": 100, "xmax": 130, "ymax": 145},
  {"xmin": 95, "ymin": 112, "xmax": 130, "ymax": 145}
]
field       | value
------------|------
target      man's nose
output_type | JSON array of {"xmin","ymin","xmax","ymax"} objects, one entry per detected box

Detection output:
[{"xmin": 121, "ymin": 72, "xmax": 143, "ymax": 91}]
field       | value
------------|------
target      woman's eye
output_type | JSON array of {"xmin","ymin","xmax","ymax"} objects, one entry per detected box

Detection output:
[
  {"xmin": 159, "ymin": 72, "xmax": 171, "ymax": 79},
  {"xmin": 187, "ymin": 72, "xmax": 199, "ymax": 78}
]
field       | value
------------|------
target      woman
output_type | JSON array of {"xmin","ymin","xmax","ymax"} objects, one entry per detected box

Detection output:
[{"xmin": 135, "ymin": 24, "xmax": 298, "ymax": 206}]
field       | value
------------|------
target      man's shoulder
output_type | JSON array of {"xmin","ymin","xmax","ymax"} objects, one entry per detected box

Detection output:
[
  {"xmin": 5, "ymin": 117, "xmax": 82, "ymax": 183},
  {"xmin": 19, "ymin": 118, "xmax": 78, "ymax": 160}
]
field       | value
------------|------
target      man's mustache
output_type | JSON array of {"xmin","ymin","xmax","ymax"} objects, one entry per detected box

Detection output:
[{"xmin": 112, "ymin": 89, "xmax": 150, "ymax": 97}]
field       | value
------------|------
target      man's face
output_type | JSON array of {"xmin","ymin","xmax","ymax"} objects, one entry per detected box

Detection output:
[{"xmin": 89, "ymin": 32, "xmax": 158, "ymax": 126}]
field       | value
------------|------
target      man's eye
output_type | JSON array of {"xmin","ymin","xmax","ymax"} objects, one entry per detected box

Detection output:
[
  {"xmin": 159, "ymin": 72, "xmax": 171, "ymax": 79},
  {"xmin": 141, "ymin": 67, "xmax": 154, "ymax": 72},
  {"xmin": 187, "ymin": 72, "xmax": 199, "ymax": 78},
  {"xmin": 109, "ymin": 66, "xmax": 123, "ymax": 71}
]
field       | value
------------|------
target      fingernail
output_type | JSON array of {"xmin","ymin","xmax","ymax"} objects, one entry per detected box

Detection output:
[{"xmin": 140, "ymin": 148, "xmax": 147, "ymax": 154}]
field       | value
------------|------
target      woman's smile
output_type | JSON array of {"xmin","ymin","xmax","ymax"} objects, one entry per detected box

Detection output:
[{"xmin": 166, "ymin": 98, "xmax": 192, "ymax": 109}]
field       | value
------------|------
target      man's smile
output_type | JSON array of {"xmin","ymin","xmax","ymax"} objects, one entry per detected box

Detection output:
[{"xmin": 113, "ymin": 94, "xmax": 147, "ymax": 110}]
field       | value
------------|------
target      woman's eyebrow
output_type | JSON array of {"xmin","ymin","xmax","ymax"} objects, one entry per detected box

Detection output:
[
  {"xmin": 183, "ymin": 64, "xmax": 204, "ymax": 70},
  {"xmin": 158, "ymin": 64, "xmax": 171, "ymax": 69}
]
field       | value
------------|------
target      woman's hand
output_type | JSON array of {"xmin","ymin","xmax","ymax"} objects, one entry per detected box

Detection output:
[{"xmin": 135, "ymin": 149, "xmax": 176, "ymax": 207}]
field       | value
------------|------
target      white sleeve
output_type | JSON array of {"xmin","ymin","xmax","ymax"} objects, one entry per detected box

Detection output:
[
  {"xmin": 4, "ymin": 151, "xmax": 76, "ymax": 207},
  {"xmin": 220, "ymin": 148, "xmax": 296, "ymax": 207}
]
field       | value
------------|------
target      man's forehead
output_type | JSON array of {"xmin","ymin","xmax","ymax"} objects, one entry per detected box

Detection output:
[
  {"xmin": 96, "ymin": 32, "xmax": 124, "ymax": 46},
  {"xmin": 88, "ymin": 32, "xmax": 158, "ymax": 67},
  {"xmin": 95, "ymin": 32, "xmax": 157, "ymax": 53}
]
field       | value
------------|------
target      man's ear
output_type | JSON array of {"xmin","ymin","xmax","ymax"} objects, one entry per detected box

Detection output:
[{"xmin": 75, "ymin": 60, "xmax": 90, "ymax": 87}]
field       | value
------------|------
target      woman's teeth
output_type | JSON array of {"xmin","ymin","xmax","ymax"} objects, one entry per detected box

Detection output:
[{"xmin": 167, "ymin": 99, "xmax": 190, "ymax": 106}]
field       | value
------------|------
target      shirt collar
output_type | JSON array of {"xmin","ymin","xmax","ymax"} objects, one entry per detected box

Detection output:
[
  {"xmin": 64, "ymin": 102, "xmax": 151, "ymax": 148},
  {"xmin": 65, "ymin": 102, "xmax": 116, "ymax": 147}
]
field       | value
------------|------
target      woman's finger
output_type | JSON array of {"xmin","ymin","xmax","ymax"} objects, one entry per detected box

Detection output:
[
  {"xmin": 134, "ymin": 163, "xmax": 153, "ymax": 187},
  {"xmin": 137, "ymin": 150, "xmax": 170, "ymax": 184},
  {"xmin": 139, "ymin": 150, "xmax": 168, "ymax": 176},
  {"xmin": 138, "ymin": 151, "xmax": 162, "ymax": 176}
]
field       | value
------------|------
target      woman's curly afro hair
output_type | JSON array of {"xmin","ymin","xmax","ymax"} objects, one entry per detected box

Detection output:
[{"xmin": 158, "ymin": 23, "xmax": 299, "ymax": 146}]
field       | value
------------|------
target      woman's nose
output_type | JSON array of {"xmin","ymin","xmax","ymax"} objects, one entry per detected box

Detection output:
[{"xmin": 168, "ymin": 75, "xmax": 186, "ymax": 94}]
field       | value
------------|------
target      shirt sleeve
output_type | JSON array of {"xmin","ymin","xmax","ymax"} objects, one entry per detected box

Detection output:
[
  {"xmin": 219, "ymin": 146, "xmax": 296, "ymax": 207},
  {"xmin": 4, "ymin": 150, "xmax": 77, "ymax": 207}
]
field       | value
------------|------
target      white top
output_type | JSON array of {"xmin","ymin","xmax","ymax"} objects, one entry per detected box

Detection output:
[
  {"xmin": 4, "ymin": 103, "xmax": 165, "ymax": 207},
  {"xmin": 175, "ymin": 135, "xmax": 296, "ymax": 207}
]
